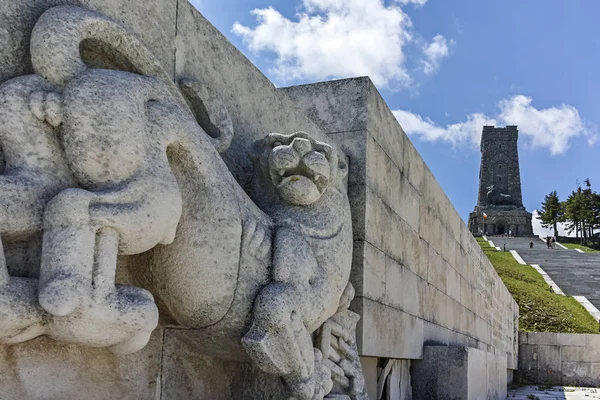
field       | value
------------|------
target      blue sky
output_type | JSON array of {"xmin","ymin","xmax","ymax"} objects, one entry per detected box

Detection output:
[{"xmin": 192, "ymin": 0, "xmax": 599, "ymax": 222}]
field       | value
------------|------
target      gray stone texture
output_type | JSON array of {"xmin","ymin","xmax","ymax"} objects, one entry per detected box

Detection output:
[
  {"xmin": 0, "ymin": 0, "xmax": 178, "ymax": 84},
  {"xmin": 478, "ymin": 126, "xmax": 524, "ymax": 207},
  {"xmin": 0, "ymin": 2, "xmax": 364, "ymax": 399},
  {"xmin": 411, "ymin": 345, "xmax": 507, "ymax": 400},
  {"xmin": 468, "ymin": 125, "xmax": 533, "ymax": 236},
  {"xmin": 0, "ymin": 329, "xmax": 163, "ymax": 400},
  {"xmin": 359, "ymin": 357, "xmax": 379, "ymax": 400},
  {"xmin": 518, "ymin": 332, "xmax": 600, "ymax": 386},
  {"xmin": 285, "ymin": 78, "xmax": 519, "ymax": 376}
]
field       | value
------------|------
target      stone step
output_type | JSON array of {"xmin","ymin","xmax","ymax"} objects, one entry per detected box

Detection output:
[{"xmin": 494, "ymin": 236, "xmax": 600, "ymax": 311}]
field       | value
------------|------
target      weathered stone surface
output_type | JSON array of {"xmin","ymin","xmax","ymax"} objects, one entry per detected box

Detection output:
[
  {"xmin": 0, "ymin": 0, "xmax": 177, "ymax": 85},
  {"xmin": 164, "ymin": 320, "xmax": 369, "ymax": 399},
  {"xmin": 467, "ymin": 347, "xmax": 487, "ymax": 399},
  {"xmin": 487, "ymin": 351, "xmax": 508, "ymax": 399},
  {"xmin": 351, "ymin": 241, "xmax": 386, "ymax": 302},
  {"xmin": 412, "ymin": 346, "xmax": 507, "ymax": 400},
  {"xmin": 517, "ymin": 333, "xmax": 600, "ymax": 387},
  {"xmin": 468, "ymin": 125, "xmax": 533, "ymax": 236},
  {"xmin": 402, "ymin": 138, "xmax": 425, "ymax": 195},
  {"xmin": 359, "ymin": 357, "xmax": 378, "ymax": 400},
  {"xmin": 328, "ymin": 130, "xmax": 368, "ymax": 186},
  {"xmin": 161, "ymin": 328, "xmax": 290, "ymax": 400},
  {"xmin": 446, "ymin": 265, "xmax": 461, "ymax": 303},
  {"xmin": 0, "ymin": 329, "xmax": 163, "ymax": 400},
  {"xmin": 351, "ymin": 297, "xmax": 424, "ymax": 359},
  {"xmin": 385, "ymin": 257, "xmax": 420, "ymax": 316},
  {"xmin": 281, "ymin": 78, "xmax": 369, "ymax": 135},
  {"xmin": 0, "ymin": 4, "xmax": 366, "ymax": 399},
  {"xmin": 365, "ymin": 83, "xmax": 406, "ymax": 173}
]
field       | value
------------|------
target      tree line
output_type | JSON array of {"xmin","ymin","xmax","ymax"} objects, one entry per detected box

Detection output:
[{"xmin": 538, "ymin": 178, "xmax": 600, "ymax": 241}]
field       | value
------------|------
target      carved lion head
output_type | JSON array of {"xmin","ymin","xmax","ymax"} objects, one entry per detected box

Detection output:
[{"xmin": 251, "ymin": 132, "xmax": 348, "ymax": 206}]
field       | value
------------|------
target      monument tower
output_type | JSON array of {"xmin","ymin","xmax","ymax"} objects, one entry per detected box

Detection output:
[{"xmin": 468, "ymin": 125, "xmax": 533, "ymax": 236}]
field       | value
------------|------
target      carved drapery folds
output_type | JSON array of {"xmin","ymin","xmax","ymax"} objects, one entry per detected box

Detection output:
[{"xmin": 0, "ymin": 5, "xmax": 366, "ymax": 399}]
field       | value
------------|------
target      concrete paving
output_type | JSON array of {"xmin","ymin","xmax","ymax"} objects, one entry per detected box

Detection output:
[
  {"xmin": 508, "ymin": 385, "xmax": 600, "ymax": 399},
  {"xmin": 496, "ymin": 237, "xmax": 600, "ymax": 310}
]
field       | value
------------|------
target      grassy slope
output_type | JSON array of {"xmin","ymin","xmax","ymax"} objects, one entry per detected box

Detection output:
[
  {"xmin": 561, "ymin": 243, "xmax": 600, "ymax": 253},
  {"xmin": 476, "ymin": 237, "xmax": 598, "ymax": 333}
]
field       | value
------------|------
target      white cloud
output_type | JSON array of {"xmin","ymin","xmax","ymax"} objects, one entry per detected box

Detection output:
[
  {"xmin": 232, "ymin": 0, "xmax": 437, "ymax": 87},
  {"xmin": 422, "ymin": 34, "xmax": 450, "ymax": 75},
  {"xmin": 396, "ymin": 0, "xmax": 428, "ymax": 6},
  {"xmin": 394, "ymin": 95, "xmax": 595, "ymax": 155},
  {"xmin": 393, "ymin": 110, "xmax": 496, "ymax": 147},
  {"xmin": 497, "ymin": 95, "xmax": 594, "ymax": 155}
]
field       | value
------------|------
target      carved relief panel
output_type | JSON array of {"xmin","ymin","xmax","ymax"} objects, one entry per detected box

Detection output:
[{"xmin": 0, "ymin": 5, "xmax": 366, "ymax": 399}]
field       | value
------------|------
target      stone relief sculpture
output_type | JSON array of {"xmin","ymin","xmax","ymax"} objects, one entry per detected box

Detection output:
[
  {"xmin": 0, "ymin": 5, "xmax": 366, "ymax": 399},
  {"xmin": 486, "ymin": 185, "xmax": 513, "ymax": 206}
]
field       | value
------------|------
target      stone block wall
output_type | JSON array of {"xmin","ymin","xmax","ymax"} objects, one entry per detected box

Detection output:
[
  {"xmin": 518, "ymin": 332, "xmax": 600, "ymax": 386},
  {"xmin": 284, "ymin": 77, "xmax": 519, "ymax": 393},
  {"xmin": 0, "ymin": 0, "xmax": 519, "ymax": 398}
]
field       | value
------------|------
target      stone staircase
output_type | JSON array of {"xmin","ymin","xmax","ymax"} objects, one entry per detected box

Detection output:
[{"xmin": 490, "ymin": 236, "xmax": 600, "ymax": 310}]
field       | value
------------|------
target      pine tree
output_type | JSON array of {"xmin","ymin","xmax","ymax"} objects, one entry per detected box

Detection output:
[
  {"xmin": 592, "ymin": 192, "xmax": 600, "ymax": 236},
  {"xmin": 538, "ymin": 191, "xmax": 563, "ymax": 236},
  {"xmin": 539, "ymin": 179, "xmax": 600, "ymax": 244},
  {"xmin": 583, "ymin": 179, "xmax": 600, "ymax": 237},
  {"xmin": 564, "ymin": 187, "xmax": 586, "ymax": 241}
]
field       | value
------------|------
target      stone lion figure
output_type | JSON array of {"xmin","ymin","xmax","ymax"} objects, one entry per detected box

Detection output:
[{"xmin": 0, "ymin": 5, "xmax": 365, "ymax": 400}]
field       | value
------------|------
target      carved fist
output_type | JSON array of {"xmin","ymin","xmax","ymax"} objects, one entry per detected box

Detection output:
[{"xmin": 0, "ymin": 275, "xmax": 158, "ymax": 354}]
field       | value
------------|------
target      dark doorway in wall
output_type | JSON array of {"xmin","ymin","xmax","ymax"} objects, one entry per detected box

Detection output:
[{"xmin": 497, "ymin": 224, "xmax": 505, "ymax": 235}]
